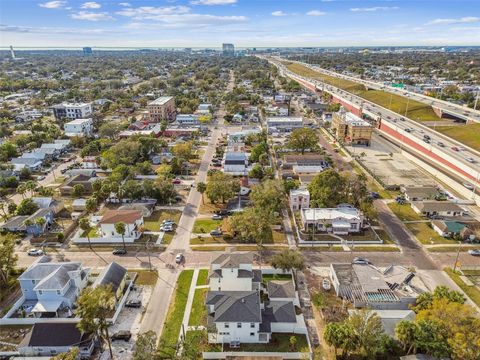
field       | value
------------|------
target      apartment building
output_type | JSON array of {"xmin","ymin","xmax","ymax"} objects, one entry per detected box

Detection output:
[
  {"xmin": 52, "ymin": 102, "xmax": 92, "ymax": 121},
  {"xmin": 147, "ymin": 96, "xmax": 176, "ymax": 122},
  {"xmin": 332, "ymin": 109, "xmax": 373, "ymax": 146},
  {"xmin": 64, "ymin": 118, "xmax": 93, "ymax": 137}
]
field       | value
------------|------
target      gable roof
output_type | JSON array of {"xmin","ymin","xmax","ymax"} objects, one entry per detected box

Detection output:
[
  {"xmin": 211, "ymin": 252, "xmax": 253, "ymax": 269},
  {"xmin": 267, "ymin": 280, "xmax": 295, "ymax": 299},
  {"xmin": 19, "ymin": 262, "xmax": 82, "ymax": 290},
  {"xmin": 93, "ymin": 262, "xmax": 127, "ymax": 293},
  {"xmin": 19, "ymin": 322, "xmax": 92, "ymax": 348},
  {"xmin": 207, "ymin": 291, "xmax": 261, "ymax": 323},
  {"xmin": 262, "ymin": 300, "xmax": 297, "ymax": 324},
  {"xmin": 99, "ymin": 209, "xmax": 143, "ymax": 225},
  {"xmin": 411, "ymin": 201, "xmax": 464, "ymax": 213}
]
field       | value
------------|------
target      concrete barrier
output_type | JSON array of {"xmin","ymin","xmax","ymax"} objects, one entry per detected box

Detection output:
[{"xmin": 203, "ymin": 351, "xmax": 311, "ymax": 359}]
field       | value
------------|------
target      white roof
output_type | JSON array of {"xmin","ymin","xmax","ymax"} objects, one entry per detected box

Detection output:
[
  {"xmin": 302, "ymin": 207, "xmax": 361, "ymax": 221},
  {"xmin": 148, "ymin": 96, "xmax": 173, "ymax": 105},
  {"xmin": 290, "ymin": 188, "xmax": 309, "ymax": 197},
  {"xmin": 344, "ymin": 112, "xmax": 371, "ymax": 127},
  {"xmin": 32, "ymin": 300, "xmax": 63, "ymax": 313},
  {"xmin": 65, "ymin": 118, "xmax": 91, "ymax": 125},
  {"xmin": 267, "ymin": 117, "xmax": 303, "ymax": 123}
]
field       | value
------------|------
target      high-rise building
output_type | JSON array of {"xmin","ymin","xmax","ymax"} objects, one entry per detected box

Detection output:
[
  {"xmin": 10, "ymin": 46, "xmax": 16, "ymax": 60},
  {"xmin": 222, "ymin": 43, "xmax": 235, "ymax": 56},
  {"xmin": 83, "ymin": 47, "xmax": 93, "ymax": 56}
]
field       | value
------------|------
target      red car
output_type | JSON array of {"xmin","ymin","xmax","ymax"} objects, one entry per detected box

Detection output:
[
  {"xmin": 172, "ymin": 179, "xmax": 182, "ymax": 184},
  {"xmin": 451, "ymin": 147, "xmax": 459, "ymax": 152}
]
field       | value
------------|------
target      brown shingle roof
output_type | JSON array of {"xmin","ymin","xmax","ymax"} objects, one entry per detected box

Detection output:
[{"xmin": 99, "ymin": 209, "xmax": 143, "ymax": 224}]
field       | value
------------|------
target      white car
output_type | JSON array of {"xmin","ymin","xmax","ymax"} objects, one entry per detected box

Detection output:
[
  {"xmin": 322, "ymin": 278, "xmax": 331, "ymax": 291},
  {"xmin": 175, "ymin": 253, "xmax": 184, "ymax": 264},
  {"xmin": 467, "ymin": 249, "xmax": 480, "ymax": 256},
  {"xmin": 463, "ymin": 183, "xmax": 474, "ymax": 190},
  {"xmin": 27, "ymin": 249, "xmax": 44, "ymax": 256},
  {"xmin": 466, "ymin": 157, "xmax": 476, "ymax": 163},
  {"xmin": 160, "ymin": 225, "xmax": 174, "ymax": 232}
]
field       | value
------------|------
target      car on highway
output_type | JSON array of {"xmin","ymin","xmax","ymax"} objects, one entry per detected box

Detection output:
[
  {"xmin": 112, "ymin": 248, "xmax": 127, "ymax": 255},
  {"xmin": 404, "ymin": 128, "xmax": 411, "ymax": 133},
  {"xmin": 212, "ymin": 214, "xmax": 223, "ymax": 220},
  {"xmin": 111, "ymin": 330, "xmax": 131, "ymax": 341},
  {"xmin": 210, "ymin": 229, "xmax": 223, "ymax": 236},
  {"xmin": 27, "ymin": 249, "xmax": 44, "ymax": 256},
  {"xmin": 437, "ymin": 142, "xmax": 445, "ymax": 147},
  {"xmin": 175, "ymin": 253, "xmax": 184, "ymax": 264},
  {"xmin": 352, "ymin": 257, "xmax": 371, "ymax": 265},
  {"xmin": 467, "ymin": 249, "xmax": 480, "ymax": 256},
  {"xmin": 466, "ymin": 157, "xmax": 476, "ymax": 163},
  {"xmin": 463, "ymin": 183, "xmax": 474, "ymax": 190},
  {"xmin": 451, "ymin": 146, "xmax": 459, "ymax": 152},
  {"xmin": 125, "ymin": 300, "xmax": 142, "ymax": 308}
]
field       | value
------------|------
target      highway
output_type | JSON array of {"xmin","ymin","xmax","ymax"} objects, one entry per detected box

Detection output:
[
  {"xmin": 267, "ymin": 57, "xmax": 480, "ymax": 192},
  {"xmin": 297, "ymin": 60, "xmax": 480, "ymax": 124}
]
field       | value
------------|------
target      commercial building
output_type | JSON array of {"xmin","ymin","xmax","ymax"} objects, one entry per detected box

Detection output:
[
  {"xmin": 176, "ymin": 114, "xmax": 200, "ymax": 126},
  {"xmin": 63, "ymin": 118, "xmax": 93, "ymax": 137},
  {"xmin": 223, "ymin": 151, "xmax": 248, "ymax": 176},
  {"xmin": 147, "ymin": 96, "xmax": 176, "ymax": 122},
  {"xmin": 266, "ymin": 116, "xmax": 303, "ymax": 133},
  {"xmin": 332, "ymin": 108, "xmax": 373, "ymax": 145},
  {"xmin": 222, "ymin": 43, "xmax": 235, "ymax": 56},
  {"xmin": 52, "ymin": 102, "xmax": 93, "ymax": 121}
]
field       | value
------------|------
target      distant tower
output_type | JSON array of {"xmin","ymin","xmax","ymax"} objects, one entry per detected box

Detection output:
[
  {"xmin": 83, "ymin": 47, "xmax": 93, "ymax": 56},
  {"xmin": 222, "ymin": 43, "xmax": 235, "ymax": 56},
  {"xmin": 10, "ymin": 46, "xmax": 16, "ymax": 60}
]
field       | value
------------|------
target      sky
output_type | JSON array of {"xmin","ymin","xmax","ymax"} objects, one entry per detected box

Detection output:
[{"xmin": 0, "ymin": 0, "xmax": 479, "ymax": 48}]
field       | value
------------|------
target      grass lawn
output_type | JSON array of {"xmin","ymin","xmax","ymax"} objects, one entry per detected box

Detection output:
[
  {"xmin": 196, "ymin": 269, "xmax": 209, "ymax": 286},
  {"xmin": 230, "ymin": 333, "xmax": 309, "ymax": 352},
  {"xmin": 435, "ymin": 124, "xmax": 480, "ymax": 152},
  {"xmin": 352, "ymin": 246, "xmax": 400, "ymax": 252},
  {"xmin": 192, "ymin": 219, "xmax": 222, "ymax": 233},
  {"xmin": 143, "ymin": 210, "xmax": 182, "ymax": 232},
  {"xmin": 188, "ymin": 288, "xmax": 208, "ymax": 326},
  {"xmin": 285, "ymin": 62, "xmax": 440, "ymax": 122},
  {"xmin": 262, "ymin": 273, "xmax": 292, "ymax": 284},
  {"xmin": 81, "ymin": 227, "xmax": 100, "ymax": 238},
  {"xmin": 132, "ymin": 270, "xmax": 158, "ymax": 286},
  {"xmin": 158, "ymin": 270, "xmax": 194, "ymax": 358},
  {"xmin": 444, "ymin": 268, "xmax": 480, "ymax": 308},
  {"xmin": 374, "ymin": 229, "xmax": 394, "ymax": 244},
  {"xmin": 428, "ymin": 245, "xmax": 480, "ymax": 252},
  {"xmin": 387, "ymin": 203, "xmax": 422, "ymax": 221},
  {"xmin": 406, "ymin": 222, "xmax": 455, "ymax": 245}
]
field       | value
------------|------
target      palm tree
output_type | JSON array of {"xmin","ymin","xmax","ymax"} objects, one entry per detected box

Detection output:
[
  {"xmin": 34, "ymin": 217, "xmax": 46, "ymax": 234},
  {"xmin": 114, "ymin": 222, "xmax": 127, "ymax": 251},
  {"xmin": 196, "ymin": 182, "xmax": 207, "ymax": 205},
  {"xmin": 79, "ymin": 217, "xmax": 93, "ymax": 249},
  {"xmin": 16, "ymin": 184, "xmax": 27, "ymax": 199},
  {"xmin": 25, "ymin": 180, "xmax": 36, "ymax": 196}
]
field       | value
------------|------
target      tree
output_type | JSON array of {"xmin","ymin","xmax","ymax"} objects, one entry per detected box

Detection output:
[
  {"xmin": 347, "ymin": 309, "xmax": 385, "ymax": 357},
  {"xmin": 308, "ymin": 169, "xmax": 347, "ymax": 208},
  {"xmin": 155, "ymin": 164, "xmax": 172, "ymax": 177},
  {"xmin": 412, "ymin": 285, "xmax": 465, "ymax": 312},
  {"xmin": 229, "ymin": 207, "xmax": 272, "ymax": 244},
  {"xmin": 0, "ymin": 234, "xmax": 18, "ymax": 287},
  {"xmin": 114, "ymin": 222, "xmax": 127, "ymax": 251},
  {"xmin": 324, "ymin": 322, "xmax": 351, "ymax": 357},
  {"xmin": 98, "ymin": 122, "xmax": 121, "ymax": 140},
  {"xmin": 171, "ymin": 141, "xmax": 194, "ymax": 161},
  {"xmin": 72, "ymin": 184, "xmax": 85, "ymax": 197},
  {"xmin": 16, "ymin": 184, "xmax": 26, "ymax": 199},
  {"xmin": 196, "ymin": 181, "xmax": 207, "ymax": 205},
  {"xmin": 85, "ymin": 197, "xmax": 97, "ymax": 213},
  {"xmin": 205, "ymin": 172, "xmax": 239, "ymax": 204},
  {"xmin": 248, "ymin": 164, "xmax": 264, "ymax": 179},
  {"xmin": 76, "ymin": 285, "xmax": 115, "ymax": 360},
  {"xmin": 249, "ymin": 142, "xmax": 268, "ymax": 163},
  {"xmin": 50, "ymin": 347, "xmax": 79, "ymax": 360},
  {"xmin": 396, "ymin": 320, "xmax": 418, "ymax": 354},
  {"xmin": 286, "ymin": 128, "xmax": 318, "ymax": 154},
  {"xmin": 16, "ymin": 198, "xmax": 39, "ymax": 216},
  {"xmin": 250, "ymin": 179, "xmax": 285, "ymax": 220},
  {"xmin": 79, "ymin": 217, "xmax": 93, "ymax": 249},
  {"xmin": 134, "ymin": 330, "xmax": 157, "ymax": 360},
  {"xmin": 270, "ymin": 249, "xmax": 305, "ymax": 272}
]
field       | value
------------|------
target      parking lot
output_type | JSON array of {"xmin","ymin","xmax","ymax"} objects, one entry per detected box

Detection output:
[{"xmin": 348, "ymin": 133, "xmax": 435, "ymax": 187}]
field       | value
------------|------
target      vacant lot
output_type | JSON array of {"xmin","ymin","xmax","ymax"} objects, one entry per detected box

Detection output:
[
  {"xmin": 388, "ymin": 203, "xmax": 422, "ymax": 221},
  {"xmin": 143, "ymin": 210, "xmax": 182, "ymax": 232},
  {"xmin": 285, "ymin": 62, "xmax": 440, "ymax": 122},
  {"xmin": 435, "ymin": 123, "xmax": 480, "ymax": 152},
  {"xmin": 192, "ymin": 219, "xmax": 223, "ymax": 233}
]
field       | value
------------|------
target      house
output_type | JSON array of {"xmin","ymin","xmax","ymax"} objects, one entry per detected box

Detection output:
[
  {"xmin": 0, "ymin": 208, "xmax": 54, "ymax": 236},
  {"xmin": 18, "ymin": 259, "xmax": 90, "ymax": 317},
  {"xmin": 52, "ymin": 102, "xmax": 92, "ymax": 121},
  {"xmin": 266, "ymin": 117, "xmax": 303, "ymax": 133},
  {"xmin": 64, "ymin": 118, "xmax": 93, "ymax": 137},
  {"xmin": 59, "ymin": 174, "xmax": 95, "ymax": 196},
  {"xmin": 119, "ymin": 201, "xmax": 156, "ymax": 217},
  {"xmin": 282, "ymin": 154, "xmax": 329, "ymax": 175},
  {"xmin": 11, "ymin": 157, "xmax": 43, "ymax": 171},
  {"xmin": 99, "ymin": 209, "xmax": 144, "ymax": 240},
  {"xmin": 402, "ymin": 186, "xmax": 439, "ymax": 202},
  {"xmin": 223, "ymin": 151, "xmax": 248, "ymax": 176},
  {"xmin": 93, "ymin": 262, "xmax": 128, "ymax": 302},
  {"xmin": 18, "ymin": 322, "xmax": 94, "ymax": 358},
  {"xmin": 206, "ymin": 252, "xmax": 306, "ymax": 346},
  {"xmin": 147, "ymin": 96, "xmax": 176, "ymax": 122},
  {"xmin": 431, "ymin": 220, "xmax": 466, "ymax": 238},
  {"xmin": 410, "ymin": 201, "xmax": 466, "ymax": 217},
  {"xmin": 176, "ymin": 114, "xmax": 200, "ymax": 126},
  {"xmin": 289, "ymin": 188, "xmax": 310, "ymax": 211},
  {"xmin": 348, "ymin": 309, "xmax": 415, "ymax": 338},
  {"xmin": 31, "ymin": 197, "xmax": 54, "ymax": 209},
  {"xmin": 329, "ymin": 263, "xmax": 426, "ymax": 309},
  {"xmin": 72, "ymin": 198, "xmax": 87, "ymax": 211},
  {"xmin": 300, "ymin": 205, "xmax": 364, "ymax": 235},
  {"xmin": 209, "ymin": 252, "xmax": 262, "ymax": 291},
  {"xmin": 197, "ymin": 103, "xmax": 212, "ymax": 114}
]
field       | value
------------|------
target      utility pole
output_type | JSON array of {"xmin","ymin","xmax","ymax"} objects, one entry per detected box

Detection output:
[
  {"xmin": 474, "ymin": 90, "xmax": 479, "ymax": 111},
  {"xmin": 404, "ymin": 95, "xmax": 410, "ymax": 117},
  {"xmin": 453, "ymin": 241, "xmax": 461, "ymax": 272}
]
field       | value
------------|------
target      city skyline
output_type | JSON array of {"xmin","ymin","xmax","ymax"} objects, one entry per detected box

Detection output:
[{"xmin": 1, "ymin": 0, "xmax": 480, "ymax": 47}]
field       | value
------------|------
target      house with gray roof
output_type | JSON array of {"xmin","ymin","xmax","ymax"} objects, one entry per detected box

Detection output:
[
  {"xmin": 93, "ymin": 262, "xmax": 127, "ymax": 302},
  {"xmin": 209, "ymin": 252, "xmax": 262, "ymax": 291},
  {"xmin": 267, "ymin": 280, "xmax": 298, "ymax": 305},
  {"xmin": 17, "ymin": 258, "xmax": 90, "ymax": 318},
  {"xmin": 411, "ymin": 200, "xmax": 466, "ymax": 218},
  {"xmin": 0, "ymin": 208, "xmax": 54, "ymax": 236}
]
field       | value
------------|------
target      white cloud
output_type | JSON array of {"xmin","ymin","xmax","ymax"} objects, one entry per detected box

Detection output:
[
  {"xmin": 71, "ymin": 11, "xmax": 114, "ymax": 21},
  {"xmin": 0, "ymin": 24, "xmax": 109, "ymax": 35},
  {"xmin": 190, "ymin": 0, "xmax": 237, "ymax": 5},
  {"xmin": 350, "ymin": 6, "xmax": 399, "ymax": 12},
  {"xmin": 81, "ymin": 2, "xmax": 101, "ymax": 9},
  {"xmin": 118, "ymin": 2, "xmax": 131, "ymax": 6},
  {"xmin": 116, "ymin": 6, "xmax": 191, "ymax": 18},
  {"xmin": 271, "ymin": 11, "xmax": 287, "ymax": 17},
  {"xmin": 426, "ymin": 17, "xmax": 480, "ymax": 25},
  {"xmin": 306, "ymin": 10, "xmax": 326, "ymax": 16},
  {"xmin": 38, "ymin": 1, "xmax": 66, "ymax": 9}
]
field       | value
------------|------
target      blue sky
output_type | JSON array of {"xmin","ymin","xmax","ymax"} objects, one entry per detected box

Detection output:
[{"xmin": 0, "ymin": 0, "xmax": 479, "ymax": 47}]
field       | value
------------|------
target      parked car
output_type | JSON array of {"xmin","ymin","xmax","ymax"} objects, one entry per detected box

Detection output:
[
  {"xmin": 161, "ymin": 225, "xmax": 174, "ymax": 232},
  {"xmin": 172, "ymin": 178, "xmax": 182, "ymax": 184},
  {"xmin": 322, "ymin": 278, "xmax": 331, "ymax": 291},
  {"xmin": 162, "ymin": 219, "xmax": 175, "ymax": 226},
  {"xmin": 352, "ymin": 257, "xmax": 371, "ymax": 265},
  {"xmin": 210, "ymin": 229, "xmax": 223, "ymax": 236},
  {"xmin": 111, "ymin": 331, "xmax": 131, "ymax": 341},
  {"xmin": 125, "ymin": 300, "xmax": 142, "ymax": 308},
  {"xmin": 60, "ymin": 168, "xmax": 67, "ymax": 174},
  {"xmin": 467, "ymin": 249, "xmax": 480, "ymax": 256},
  {"xmin": 175, "ymin": 253, "xmax": 184, "ymax": 264},
  {"xmin": 27, "ymin": 249, "xmax": 44, "ymax": 256},
  {"xmin": 463, "ymin": 183, "xmax": 474, "ymax": 190},
  {"xmin": 212, "ymin": 214, "xmax": 223, "ymax": 220},
  {"xmin": 112, "ymin": 249, "xmax": 127, "ymax": 255}
]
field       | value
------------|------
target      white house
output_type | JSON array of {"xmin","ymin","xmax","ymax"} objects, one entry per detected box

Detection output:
[
  {"xmin": 64, "ymin": 118, "xmax": 93, "ymax": 137},
  {"xmin": 223, "ymin": 151, "xmax": 248, "ymax": 176},
  {"xmin": 99, "ymin": 209, "xmax": 144, "ymax": 240},
  {"xmin": 197, "ymin": 103, "xmax": 212, "ymax": 114},
  {"xmin": 300, "ymin": 205, "xmax": 363, "ymax": 235},
  {"xmin": 410, "ymin": 201, "xmax": 466, "ymax": 218},
  {"xmin": 266, "ymin": 116, "xmax": 303, "ymax": 133},
  {"xmin": 209, "ymin": 253, "xmax": 261, "ymax": 291},
  {"xmin": 52, "ymin": 102, "xmax": 93, "ymax": 121},
  {"xmin": 289, "ymin": 188, "xmax": 310, "ymax": 210},
  {"xmin": 18, "ymin": 258, "xmax": 90, "ymax": 318}
]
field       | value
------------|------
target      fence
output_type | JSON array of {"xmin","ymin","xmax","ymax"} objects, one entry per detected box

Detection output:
[{"xmin": 203, "ymin": 351, "xmax": 311, "ymax": 359}]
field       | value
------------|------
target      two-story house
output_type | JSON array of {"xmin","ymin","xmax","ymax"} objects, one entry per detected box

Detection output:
[
  {"xmin": 18, "ymin": 259, "xmax": 90, "ymax": 317},
  {"xmin": 209, "ymin": 253, "xmax": 262, "ymax": 291},
  {"xmin": 99, "ymin": 209, "xmax": 144, "ymax": 240},
  {"xmin": 64, "ymin": 118, "xmax": 93, "ymax": 137},
  {"xmin": 289, "ymin": 188, "xmax": 310, "ymax": 211}
]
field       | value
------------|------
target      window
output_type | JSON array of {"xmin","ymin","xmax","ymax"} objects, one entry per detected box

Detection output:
[
  {"xmin": 250, "ymin": 323, "xmax": 255, "ymax": 328},
  {"xmin": 237, "ymin": 323, "xmax": 242, "ymax": 328},
  {"xmin": 57, "ymin": 290, "xmax": 61, "ymax": 295},
  {"xmin": 250, "ymin": 332, "xmax": 255, "ymax": 336},
  {"xmin": 224, "ymin": 323, "xmax": 229, "ymax": 328},
  {"xmin": 32, "ymin": 280, "xmax": 35, "ymax": 284},
  {"xmin": 38, "ymin": 290, "xmax": 43, "ymax": 295}
]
